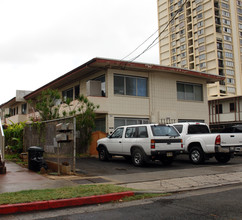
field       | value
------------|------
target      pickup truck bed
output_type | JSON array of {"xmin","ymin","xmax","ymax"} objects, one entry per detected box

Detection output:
[{"xmin": 171, "ymin": 122, "xmax": 242, "ymax": 164}]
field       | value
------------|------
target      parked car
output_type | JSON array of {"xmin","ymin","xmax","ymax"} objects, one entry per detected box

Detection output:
[
  {"xmin": 171, "ymin": 122, "xmax": 242, "ymax": 164},
  {"xmin": 97, "ymin": 124, "xmax": 184, "ymax": 166}
]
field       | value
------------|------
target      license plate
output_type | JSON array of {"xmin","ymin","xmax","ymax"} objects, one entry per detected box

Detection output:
[{"xmin": 166, "ymin": 152, "xmax": 173, "ymax": 157}]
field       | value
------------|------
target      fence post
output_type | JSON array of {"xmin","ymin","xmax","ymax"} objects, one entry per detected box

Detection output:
[
  {"xmin": 0, "ymin": 118, "xmax": 4, "ymax": 161},
  {"xmin": 73, "ymin": 117, "xmax": 76, "ymax": 174}
]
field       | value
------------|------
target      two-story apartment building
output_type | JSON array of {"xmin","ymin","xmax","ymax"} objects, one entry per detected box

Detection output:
[
  {"xmin": 209, "ymin": 95, "xmax": 242, "ymax": 132},
  {"xmin": 0, "ymin": 90, "xmax": 31, "ymax": 124},
  {"xmin": 1, "ymin": 58, "xmax": 222, "ymax": 133}
]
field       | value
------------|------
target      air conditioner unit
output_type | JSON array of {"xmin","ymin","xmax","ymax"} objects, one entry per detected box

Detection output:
[{"xmin": 86, "ymin": 80, "xmax": 101, "ymax": 97}]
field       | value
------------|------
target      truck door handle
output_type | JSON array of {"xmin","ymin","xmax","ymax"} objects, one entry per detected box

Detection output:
[
  {"xmin": 119, "ymin": 141, "xmax": 122, "ymax": 143},
  {"xmin": 167, "ymin": 142, "xmax": 171, "ymax": 145},
  {"xmin": 230, "ymin": 135, "xmax": 234, "ymax": 137}
]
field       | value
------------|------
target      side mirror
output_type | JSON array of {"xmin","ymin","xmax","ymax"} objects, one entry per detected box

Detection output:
[{"xmin": 107, "ymin": 131, "xmax": 113, "ymax": 138}]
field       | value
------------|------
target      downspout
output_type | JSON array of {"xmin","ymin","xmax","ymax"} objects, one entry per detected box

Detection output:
[
  {"xmin": 208, "ymin": 101, "xmax": 211, "ymax": 125},
  {"xmin": 217, "ymin": 99, "xmax": 220, "ymax": 124},
  {"xmin": 238, "ymin": 97, "xmax": 241, "ymax": 121},
  {"xmin": 234, "ymin": 97, "xmax": 237, "ymax": 122}
]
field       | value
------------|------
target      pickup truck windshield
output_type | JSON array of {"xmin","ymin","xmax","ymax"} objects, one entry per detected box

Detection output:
[
  {"xmin": 151, "ymin": 125, "xmax": 179, "ymax": 136},
  {"xmin": 188, "ymin": 125, "xmax": 210, "ymax": 134}
]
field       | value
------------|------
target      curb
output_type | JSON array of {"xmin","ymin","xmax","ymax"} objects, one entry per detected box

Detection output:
[{"xmin": 0, "ymin": 191, "xmax": 134, "ymax": 215}]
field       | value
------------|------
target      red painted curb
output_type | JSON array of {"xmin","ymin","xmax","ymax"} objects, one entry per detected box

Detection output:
[{"xmin": 0, "ymin": 191, "xmax": 134, "ymax": 215}]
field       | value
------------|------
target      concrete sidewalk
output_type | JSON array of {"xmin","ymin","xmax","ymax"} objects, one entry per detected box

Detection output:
[
  {"xmin": 119, "ymin": 171, "xmax": 242, "ymax": 193},
  {"xmin": 1, "ymin": 160, "xmax": 242, "ymax": 214}
]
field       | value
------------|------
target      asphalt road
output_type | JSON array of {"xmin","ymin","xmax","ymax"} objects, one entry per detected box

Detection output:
[
  {"xmin": 75, "ymin": 154, "xmax": 242, "ymax": 176},
  {"xmin": 6, "ymin": 184, "xmax": 242, "ymax": 220}
]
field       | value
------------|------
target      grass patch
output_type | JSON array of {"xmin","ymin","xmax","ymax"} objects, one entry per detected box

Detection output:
[
  {"xmin": 0, "ymin": 184, "xmax": 133, "ymax": 205},
  {"xmin": 4, "ymin": 154, "xmax": 21, "ymax": 162}
]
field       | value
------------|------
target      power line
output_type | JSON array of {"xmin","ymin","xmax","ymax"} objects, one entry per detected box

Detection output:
[
  {"xmin": 127, "ymin": 0, "xmax": 188, "ymax": 63},
  {"xmin": 121, "ymin": 30, "xmax": 158, "ymax": 61}
]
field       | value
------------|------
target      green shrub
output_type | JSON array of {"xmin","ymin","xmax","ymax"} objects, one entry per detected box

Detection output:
[{"xmin": 4, "ymin": 121, "xmax": 26, "ymax": 153}]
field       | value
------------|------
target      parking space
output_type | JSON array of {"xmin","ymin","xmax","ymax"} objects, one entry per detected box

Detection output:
[{"xmin": 75, "ymin": 155, "xmax": 242, "ymax": 177}]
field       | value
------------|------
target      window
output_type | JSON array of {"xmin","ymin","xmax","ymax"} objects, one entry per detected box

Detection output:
[
  {"xmin": 114, "ymin": 118, "xmax": 149, "ymax": 129},
  {"xmin": 74, "ymin": 85, "xmax": 80, "ymax": 99},
  {"xmin": 199, "ymin": 54, "xmax": 206, "ymax": 60},
  {"xmin": 221, "ymin": 2, "xmax": 229, "ymax": 9},
  {"xmin": 180, "ymin": 37, "xmax": 185, "ymax": 43},
  {"xmin": 226, "ymin": 61, "xmax": 234, "ymax": 67},
  {"xmin": 181, "ymin": 44, "xmax": 186, "ymax": 51},
  {"xmin": 181, "ymin": 52, "xmax": 186, "ymax": 58},
  {"xmin": 215, "ymin": 104, "xmax": 223, "ymax": 114},
  {"xmin": 230, "ymin": 103, "xmax": 235, "ymax": 112},
  {"xmin": 217, "ymin": 51, "xmax": 223, "ymax": 59},
  {"xmin": 173, "ymin": 125, "xmax": 183, "ymax": 133},
  {"xmin": 180, "ymin": 29, "xmax": 185, "ymax": 35},
  {"xmin": 62, "ymin": 88, "xmax": 74, "ymax": 101},
  {"xmin": 188, "ymin": 125, "xmax": 210, "ymax": 134},
  {"xmin": 225, "ymin": 52, "xmax": 233, "ymax": 58},
  {"xmin": 151, "ymin": 125, "xmax": 179, "ymax": 137},
  {"xmin": 227, "ymin": 78, "xmax": 235, "ymax": 84},
  {"xmin": 110, "ymin": 128, "xmax": 124, "ymax": 138},
  {"xmin": 223, "ymin": 19, "xmax": 231, "ymax": 25},
  {"xmin": 21, "ymin": 103, "xmax": 27, "ymax": 114},
  {"xmin": 226, "ymin": 69, "xmax": 234, "ymax": 75},
  {"xmin": 181, "ymin": 60, "xmax": 187, "ymax": 66},
  {"xmin": 224, "ymin": 43, "xmax": 232, "ymax": 50},
  {"xmin": 227, "ymin": 87, "xmax": 236, "ymax": 93},
  {"xmin": 114, "ymin": 75, "xmax": 147, "ymax": 97},
  {"xmin": 125, "ymin": 126, "xmax": 148, "ymax": 138},
  {"xmin": 197, "ymin": 29, "xmax": 204, "ymax": 36},
  {"xmin": 198, "ymin": 45, "xmax": 205, "ymax": 52},
  {"xmin": 179, "ymin": 14, "xmax": 185, "ymax": 21},
  {"xmin": 177, "ymin": 82, "xmax": 203, "ymax": 101},
  {"xmin": 198, "ymin": 37, "xmax": 205, "ymax": 44},
  {"xmin": 223, "ymin": 27, "xmax": 231, "ymax": 33},
  {"xmin": 224, "ymin": 35, "xmax": 232, "ymax": 42},
  {"xmin": 200, "ymin": 62, "xmax": 206, "ymax": 68},
  {"xmin": 179, "ymin": 21, "xmax": 185, "ymax": 28},
  {"xmin": 197, "ymin": 21, "xmax": 203, "ymax": 28},
  {"xmin": 197, "ymin": 13, "xmax": 203, "ymax": 20},
  {"xmin": 196, "ymin": 5, "xmax": 203, "ymax": 12},
  {"xmin": 222, "ymin": 10, "xmax": 230, "ymax": 17}
]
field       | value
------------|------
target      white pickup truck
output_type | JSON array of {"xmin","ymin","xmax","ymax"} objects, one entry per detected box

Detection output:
[
  {"xmin": 97, "ymin": 124, "xmax": 184, "ymax": 166},
  {"xmin": 171, "ymin": 122, "xmax": 242, "ymax": 164}
]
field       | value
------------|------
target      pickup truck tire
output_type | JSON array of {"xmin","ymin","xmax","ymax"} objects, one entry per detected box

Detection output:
[
  {"xmin": 131, "ymin": 149, "xmax": 145, "ymax": 167},
  {"xmin": 160, "ymin": 156, "xmax": 173, "ymax": 166},
  {"xmin": 215, "ymin": 153, "xmax": 231, "ymax": 163},
  {"xmin": 189, "ymin": 146, "xmax": 205, "ymax": 164},
  {"xmin": 98, "ymin": 147, "xmax": 110, "ymax": 161}
]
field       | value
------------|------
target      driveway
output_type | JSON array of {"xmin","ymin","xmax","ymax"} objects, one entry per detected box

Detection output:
[{"xmin": 75, "ymin": 154, "xmax": 242, "ymax": 177}]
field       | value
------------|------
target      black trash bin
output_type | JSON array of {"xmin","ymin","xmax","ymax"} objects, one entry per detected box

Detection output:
[{"xmin": 28, "ymin": 146, "xmax": 47, "ymax": 172}]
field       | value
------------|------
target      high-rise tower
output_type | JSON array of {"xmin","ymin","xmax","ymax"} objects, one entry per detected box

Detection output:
[{"xmin": 158, "ymin": 0, "xmax": 242, "ymax": 98}]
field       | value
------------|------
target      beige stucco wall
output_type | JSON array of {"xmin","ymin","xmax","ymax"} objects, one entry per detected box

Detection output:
[{"xmin": 86, "ymin": 68, "xmax": 209, "ymax": 132}]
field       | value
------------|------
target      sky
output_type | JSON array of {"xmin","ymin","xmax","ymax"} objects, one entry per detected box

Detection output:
[{"xmin": 0, "ymin": 0, "xmax": 159, "ymax": 104}]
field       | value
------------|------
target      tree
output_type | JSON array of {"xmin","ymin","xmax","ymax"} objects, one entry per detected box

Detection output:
[
  {"xmin": 34, "ymin": 89, "xmax": 61, "ymax": 121},
  {"xmin": 32, "ymin": 89, "xmax": 99, "ymax": 151}
]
